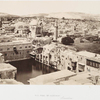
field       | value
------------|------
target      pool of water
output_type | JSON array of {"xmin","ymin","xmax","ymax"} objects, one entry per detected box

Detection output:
[{"xmin": 9, "ymin": 59, "xmax": 58, "ymax": 84}]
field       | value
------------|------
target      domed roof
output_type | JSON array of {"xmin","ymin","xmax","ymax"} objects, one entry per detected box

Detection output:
[
  {"xmin": 14, "ymin": 22, "xmax": 28, "ymax": 27},
  {"xmin": 29, "ymin": 19, "xmax": 37, "ymax": 26}
]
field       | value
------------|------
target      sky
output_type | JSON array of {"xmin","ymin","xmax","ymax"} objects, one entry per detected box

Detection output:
[{"xmin": 0, "ymin": 1, "xmax": 100, "ymax": 16}]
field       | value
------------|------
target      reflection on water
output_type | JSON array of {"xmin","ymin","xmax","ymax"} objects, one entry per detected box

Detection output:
[{"xmin": 9, "ymin": 59, "xmax": 58, "ymax": 84}]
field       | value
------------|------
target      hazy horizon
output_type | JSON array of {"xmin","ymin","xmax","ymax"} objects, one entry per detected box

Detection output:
[{"xmin": 0, "ymin": 1, "xmax": 100, "ymax": 16}]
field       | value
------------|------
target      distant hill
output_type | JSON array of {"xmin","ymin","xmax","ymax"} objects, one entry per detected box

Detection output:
[
  {"xmin": 0, "ymin": 12, "xmax": 19, "ymax": 18},
  {"xmin": 0, "ymin": 12, "xmax": 100, "ymax": 21},
  {"xmin": 22, "ymin": 12, "xmax": 100, "ymax": 21},
  {"xmin": 22, "ymin": 13, "xmax": 48, "ymax": 17},
  {"xmin": 46, "ymin": 12, "xmax": 100, "ymax": 21}
]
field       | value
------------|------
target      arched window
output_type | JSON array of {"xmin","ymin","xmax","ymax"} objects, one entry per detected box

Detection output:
[{"xmin": 13, "ymin": 46, "xmax": 18, "ymax": 54}]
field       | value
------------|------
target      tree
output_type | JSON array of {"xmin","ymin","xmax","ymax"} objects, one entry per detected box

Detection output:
[
  {"xmin": 61, "ymin": 36, "xmax": 74, "ymax": 45},
  {"xmin": 62, "ymin": 17, "xmax": 65, "ymax": 20}
]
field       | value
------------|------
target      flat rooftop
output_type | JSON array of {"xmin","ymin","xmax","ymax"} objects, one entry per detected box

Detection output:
[
  {"xmin": 0, "ymin": 35, "xmax": 14, "ymax": 39},
  {"xmin": 67, "ymin": 72, "xmax": 100, "ymax": 85},
  {"xmin": 0, "ymin": 53, "xmax": 3, "ymax": 56},
  {"xmin": 34, "ymin": 36, "xmax": 52, "ymax": 41},
  {"xmin": 76, "ymin": 51, "xmax": 100, "ymax": 62},
  {"xmin": 28, "ymin": 70, "xmax": 76, "ymax": 85},
  {"xmin": 0, "ymin": 63, "xmax": 16, "ymax": 72},
  {"xmin": 0, "ymin": 79, "xmax": 23, "ymax": 85},
  {"xmin": 76, "ymin": 51, "xmax": 96, "ymax": 58},
  {"xmin": 0, "ymin": 40, "xmax": 32, "ymax": 46}
]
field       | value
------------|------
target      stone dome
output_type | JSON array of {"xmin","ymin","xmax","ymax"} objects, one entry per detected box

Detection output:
[
  {"xmin": 14, "ymin": 22, "xmax": 28, "ymax": 27},
  {"xmin": 29, "ymin": 19, "xmax": 37, "ymax": 26}
]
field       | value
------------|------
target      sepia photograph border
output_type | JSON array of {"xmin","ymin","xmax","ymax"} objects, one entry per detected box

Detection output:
[{"xmin": 0, "ymin": 0, "xmax": 100, "ymax": 100}]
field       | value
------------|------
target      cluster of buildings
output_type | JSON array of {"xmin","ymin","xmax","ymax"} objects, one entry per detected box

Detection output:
[
  {"xmin": 28, "ymin": 71, "xmax": 100, "ymax": 85},
  {"xmin": 0, "ymin": 52, "xmax": 23, "ymax": 84},
  {"xmin": 0, "ymin": 19, "xmax": 33, "ymax": 84},
  {"xmin": 38, "ymin": 17, "xmax": 100, "ymax": 38},
  {"xmin": 28, "ymin": 43, "xmax": 100, "ymax": 85},
  {"xmin": 0, "ymin": 18, "xmax": 41, "ymax": 37},
  {"xmin": 0, "ymin": 16, "xmax": 100, "ymax": 85},
  {"xmin": 0, "ymin": 35, "xmax": 32, "ymax": 62},
  {"xmin": 33, "ymin": 41, "xmax": 100, "ymax": 76},
  {"xmin": 0, "ymin": 59, "xmax": 23, "ymax": 84},
  {"xmin": 0, "ymin": 18, "xmax": 53, "ymax": 85},
  {"xmin": 0, "ymin": 31, "xmax": 32, "ymax": 84},
  {"xmin": 1, "ymin": 16, "xmax": 100, "ymax": 38}
]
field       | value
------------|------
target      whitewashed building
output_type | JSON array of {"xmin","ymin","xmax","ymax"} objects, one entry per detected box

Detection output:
[
  {"xmin": 0, "ymin": 53, "xmax": 4, "ymax": 63},
  {"xmin": 75, "ymin": 51, "xmax": 100, "ymax": 73}
]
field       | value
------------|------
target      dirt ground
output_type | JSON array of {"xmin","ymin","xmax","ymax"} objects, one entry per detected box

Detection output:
[{"xmin": 73, "ymin": 42, "xmax": 100, "ymax": 54}]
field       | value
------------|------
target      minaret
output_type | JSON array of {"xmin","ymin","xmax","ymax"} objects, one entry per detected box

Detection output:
[
  {"xmin": 53, "ymin": 20, "xmax": 58, "ymax": 41},
  {"xmin": 37, "ymin": 19, "xmax": 43, "ymax": 37},
  {"xmin": 29, "ymin": 19, "xmax": 37, "ymax": 38}
]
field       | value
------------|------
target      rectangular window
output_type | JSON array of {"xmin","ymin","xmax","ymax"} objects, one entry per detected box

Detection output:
[
  {"xmin": 1, "ymin": 40, "xmax": 4, "ymax": 42},
  {"xmin": 0, "ymin": 74, "xmax": 1, "ymax": 78},
  {"xmin": 87, "ymin": 59, "xmax": 100, "ymax": 68},
  {"xmin": 78, "ymin": 64, "xmax": 85, "ymax": 72},
  {"xmin": 86, "ymin": 60, "xmax": 90, "ymax": 65},
  {"xmin": 62, "ymin": 55, "xmax": 64, "ymax": 57},
  {"xmin": 5, "ymin": 53, "xmax": 7, "ymax": 56},
  {"xmin": 93, "ymin": 62, "xmax": 96, "ymax": 67},
  {"xmin": 90, "ymin": 62, "xmax": 92, "ymax": 66},
  {"xmin": 7, "ymin": 48, "xmax": 9, "ymax": 50},
  {"xmin": 94, "ymin": 62, "xmax": 96, "ymax": 67},
  {"xmin": 7, "ymin": 40, "xmax": 10, "ymax": 42},
  {"xmin": 96, "ymin": 63, "xmax": 99, "ymax": 68},
  {"xmin": 99, "ymin": 64, "xmax": 100, "ymax": 68},
  {"xmin": 0, "ymin": 49, "xmax": 2, "ymax": 51}
]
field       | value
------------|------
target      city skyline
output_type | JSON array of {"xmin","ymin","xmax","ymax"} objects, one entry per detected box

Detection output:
[{"xmin": 0, "ymin": 1, "xmax": 100, "ymax": 16}]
